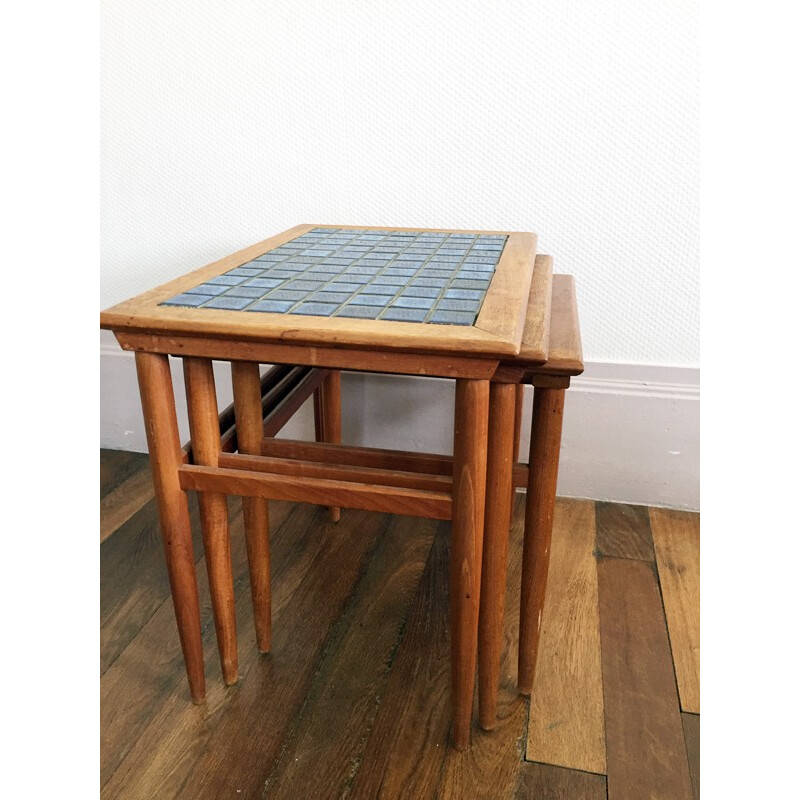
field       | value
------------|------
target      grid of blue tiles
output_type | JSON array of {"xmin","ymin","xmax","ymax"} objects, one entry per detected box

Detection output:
[{"xmin": 161, "ymin": 228, "xmax": 508, "ymax": 326}]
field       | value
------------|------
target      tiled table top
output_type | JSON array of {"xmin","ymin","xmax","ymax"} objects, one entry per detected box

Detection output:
[
  {"xmin": 100, "ymin": 224, "xmax": 542, "ymax": 362},
  {"xmin": 162, "ymin": 228, "xmax": 507, "ymax": 326}
]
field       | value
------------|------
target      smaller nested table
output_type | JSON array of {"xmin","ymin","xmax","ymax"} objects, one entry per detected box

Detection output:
[{"xmin": 101, "ymin": 223, "xmax": 546, "ymax": 749}]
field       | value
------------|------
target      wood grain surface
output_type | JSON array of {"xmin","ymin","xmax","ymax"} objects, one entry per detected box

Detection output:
[
  {"xmin": 102, "ymin": 500, "xmax": 296, "ymax": 797},
  {"xmin": 100, "ymin": 451, "xmax": 700, "ymax": 799},
  {"xmin": 515, "ymin": 762, "xmax": 607, "ymax": 800},
  {"xmin": 100, "ymin": 460, "xmax": 153, "ymax": 543},
  {"xmin": 595, "ymin": 501, "xmax": 656, "ymax": 561},
  {"xmin": 175, "ymin": 509, "xmax": 388, "ymax": 799},
  {"xmin": 348, "ymin": 522, "xmax": 452, "ymax": 799},
  {"xmin": 437, "ymin": 496, "xmax": 530, "ymax": 799},
  {"xmin": 651, "ymin": 507, "xmax": 700, "ymax": 713},
  {"xmin": 527, "ymin": 499, "xmax": 606, "ymax": 775},
  {"xmin": 100, "ymin": 449, "xmax": 149, "ymax": 498},
  {"xmin": 100, "ymin": 493, "xmax": 203, "ymax": 675},
  {"xmin": 266, "ymin": 514, "xmax": 437, "ymax": 798},
  {"xmin": 598, "ymin": 557, "xmax": 693, "ymax": 800}
]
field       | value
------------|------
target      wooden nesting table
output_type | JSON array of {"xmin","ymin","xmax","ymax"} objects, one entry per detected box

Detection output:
[{"xmin": 100, "ymin": 223, "xmax": 547, "ymax": 749}]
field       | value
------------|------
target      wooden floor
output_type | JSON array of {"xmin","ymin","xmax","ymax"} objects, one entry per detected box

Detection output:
[{"xmin": 100, "ymin": 450, "xmax": 699, "ymax": 799}]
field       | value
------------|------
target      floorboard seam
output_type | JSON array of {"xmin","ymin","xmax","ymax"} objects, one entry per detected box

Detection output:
[
  {"xmin": 648, "ymin": 528, "xmax": 689, "ymax": 715},
  {"xmin": 520, "ymin": 759, "xmax": 608, "ymax": 779},
  {"xmin": 594, "ymin": 549, "xmax": 612, "ymax": 791},
  {"xmin": 261, "ymin": 512, "xmax": 393, "ymax": 799}
]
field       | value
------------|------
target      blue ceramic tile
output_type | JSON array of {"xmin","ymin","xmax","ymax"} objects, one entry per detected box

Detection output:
[
  {"xmin": 186, "ymin": 283, "xmax": 229, "ymax": 296},
  {"xmin": 226, "ymin": 267, "xmax": 264, "ymax": 278},
  {"xmin": 336, "ymin": 305, "xmax": 387, "ymax": 318},
  {"xmin": 226, "ymin": 286, "xmax": 270, "ymax": 298},
  {"xmin": 444, "ymin": 288, "xmax": 483, "ymax": 300},
  {"xmin": 359, "ymin": 258, "xmax": 393, "ymax": 267},
  {"xmin": 463, "ymin": 261, "xmax": 495, "ymax": 272},
  {"xmin": 451, "ymin": 279, "xmax": 490, "ymax": 289},
  {"xmin": 457, "ymin": 270, "xmax": 489, "ymax": 281},
  {"xmin": 259, "ymin": 269, "xmax": 298, "ymax": 279},
  {"xmin": 284, "ymin": 280, "xmax": 326, "ymax": 291},
  {"xmin": 412, "ymin": 277, "xmax": 448, "ymax": 288},
  {"xmin": 289, "ymin": 302, "xmax": 340, "ymax": 316},
  {"xmin": 465, "ymin": 255, "xmax": 498, "ymax": 265},
  {"xmin": 392, "ymin": 295, "xmax": 434, "ymax": 309},
  {"xmin": 429, "ymin": 310, "xmax": 476, "ymax": 325},
  {"xmin": 244, "ymin": 277, "xmax": 285, "ymax": 289},
  {"xmin": 204, "ymin": 295, "xmax": 253, "ymax": 310},
  {"xmin": 438, "ymin": 298, "xmax": 480, "ymax": 312},
  {"xmin": 381, "ymin": 307, "xmax": 429, "ymax": 322},
  {"xmin": 326, "ymin": 282, "xmax": 364, "ymax": 292},
  {"xmin": 350, "ymin": 294, "xmax": 390, "ymax": 306},
  {"xmin": 267, "ymin": 289, "xmax": 308, "ymax": 301},
  {"xmin": 163, "ymin": 293, "xmax": 212, "ymax": 307},
  {"xmin": 362, "ymin": 284, "xmax": 401, "ymax": 296},
  {"xmin": 311, "ymin": 291, "xmax": 352, "ymax": 303},
  {"xmin": 249, "ymin": 299, "xmax": 295, "ymax": 313},
  {"xmin": 419, "ymin": 268, "xmax": 452, "ymax": 278},
  {"xmin": 208, "ymin": 275, "xmax": 248, "ymax": 286},
  {"xmin": 399, "ymin": 286, "xmax": 440, "ymax": 298},
  {"xmin": 305, "ymin": 272, "xmax": 340, "ymax": 282}
]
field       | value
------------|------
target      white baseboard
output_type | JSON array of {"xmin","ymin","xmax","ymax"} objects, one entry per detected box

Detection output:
[{"xmin": 100, "ymin": 336, "xmax": 699, "ymax": 510}]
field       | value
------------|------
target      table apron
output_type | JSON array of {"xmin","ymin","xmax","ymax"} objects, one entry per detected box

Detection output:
[{"xmin": 115, "ymin": 332, "xmax": 500, "ymax": 380}]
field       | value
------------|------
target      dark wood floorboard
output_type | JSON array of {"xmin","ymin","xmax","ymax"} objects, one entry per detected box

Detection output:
[
  {"xmin": 265, "ymin": 514, "xmax": 438, "ymax": 799},
  {"xmin": 597, "ymin": 556, "xmax": 693, "ymax": 800},
  {"xmin": 100, "ymin": 448, "xmax": 149, "ymax": 498},
  {"xmin": 595, "ymin": 501, "xmax": 655, "ymax": 561},
  {"xmin": 515, "ymin": 762, "xmax": 607, "ymax": 799},
  {"xmin": 102, "ymin": 499, "xmax": 302, "ymax": 798},
  {"xmin": 100, "ymin": 493, "xmax": 203, "ymax": 674},
  {"xmin": 682, "ymin": 713, "xmax": 700, "ymax": 800},
  {"xmin": 99, "ymin": 450, "xmax": 699, "ymax": 799},
  {"xmin": 348, "ymin": 520, "xmax": 452, "ymax": 800},
  {"xmin": 176, "ymin": 508, "xmax": 390, "ymax": 799}
]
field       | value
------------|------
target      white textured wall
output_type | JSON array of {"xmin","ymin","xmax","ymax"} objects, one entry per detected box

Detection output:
[{"xmin": 100, "ymin": 0, "xmax": 699, "ymax": 366}]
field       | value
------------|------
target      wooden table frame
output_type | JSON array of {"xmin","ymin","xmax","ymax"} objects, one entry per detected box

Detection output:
[
  {"xmin": 133, "ymin": 350, "xmax": 493, "ymax": 749},
  {"xmin": 478, "ymin": 270, "xmax": 584, "ymax": 730},
  {"xmin": 101, "ymin": 224, "xmax": 548, "ymax": 751}
]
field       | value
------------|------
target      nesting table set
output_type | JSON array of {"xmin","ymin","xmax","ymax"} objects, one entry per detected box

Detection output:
[{"xmin": 100, "ymin": 223, "xmax": 583, "ymax": 749}]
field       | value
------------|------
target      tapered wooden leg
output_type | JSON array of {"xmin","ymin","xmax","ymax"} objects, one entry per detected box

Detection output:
[
  {"xmin": 320, "ymin": 370, "xmax": 342, "ymax": 522},
  {"xmin": 518, "ymin": 387, "xmax": 565, "ymax": 695},
  {"xmin": 231, "ymin": 361, "xmax": 272, "ymax": 653},
  {"xmin": 511, "ymin": 384, "xmax": 525, "ymax": 517},
  {"xmin": 135, "ymin": 352, "xmax": 205, "ymax": 703},
  {"xmin": 478, "ymin": 382, "xmax": 516, "ymax": 730},
  {"xmin": 184, "ymin": 358, "xmax": 238, "ymax": 685},
  {"xmin": 451, "ymin": 378, "xmax": 490, "ymax": 749}
]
